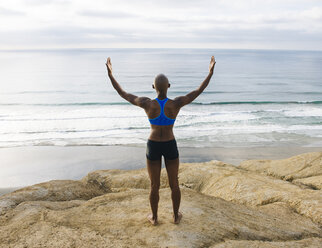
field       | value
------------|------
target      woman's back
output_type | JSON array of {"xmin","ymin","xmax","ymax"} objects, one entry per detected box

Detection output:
[{"xmin": 145, "ymin": 98, "xmax": 180, "ymax": 141}]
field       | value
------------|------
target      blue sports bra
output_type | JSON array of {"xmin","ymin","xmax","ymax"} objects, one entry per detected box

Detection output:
[{"xmin": 148, "ymin": 98, "xmax": 176, "ymax": 126}]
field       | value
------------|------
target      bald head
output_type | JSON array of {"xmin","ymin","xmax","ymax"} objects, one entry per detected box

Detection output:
[{"xmin": 153, "ymin": 74, "xmax": 170, "ymax": 92}]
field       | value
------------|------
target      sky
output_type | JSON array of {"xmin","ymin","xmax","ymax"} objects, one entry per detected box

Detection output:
[{"xmin": 0, "ymin": 0, "xmax": 322, "ymax": 50}]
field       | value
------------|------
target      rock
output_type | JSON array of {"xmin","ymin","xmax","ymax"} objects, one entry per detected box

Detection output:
[
  {"xmin": 210, "ymin": 237, "xmax": 322, "ymax": 248},
  {"xmin": 0, "ymin": 188, "xmax": 321, "ymax": 248},
  {"xmin": 0, "ymin": 152, "xmax": 321, "ymax": 247},
  {"xmin": 293, "ymin": 175, "xmax": 322, "ymax": 190},
  {"xmin": 177, "ymin": 160, "xmax": 322, "ymax": 225},
  {"xmin": 0, "ymin": 180, "xmax": 109, "ymax": 215},
  {"xmin": 238, "ymin": 151, "xmax": 322, "ymax": 181}
]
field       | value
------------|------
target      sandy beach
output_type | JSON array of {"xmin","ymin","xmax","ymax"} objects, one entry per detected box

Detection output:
[{"xmin": 0, "ymin": 145, "xmax": 321, "ymax": 195}]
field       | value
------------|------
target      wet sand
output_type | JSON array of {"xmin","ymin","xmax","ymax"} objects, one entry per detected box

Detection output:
[{"xmin": 0, "ymin": 145, "xmax": 321, "ymax": 196}]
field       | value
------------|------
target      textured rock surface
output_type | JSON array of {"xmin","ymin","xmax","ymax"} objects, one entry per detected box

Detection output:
[
  {"xmin": 0, "ymin": 152, "xmax": 321, "ymax": 248},
  {"xmin": 238, "ymin": 151, "xmax": 322, "ymax": 181},
  {"xmin": 293, "ymin": 175, "xmax": 322, "ymax": 190},
  {"xmin": 178, "ymin": 160, "xmax": 322, "ymax": 225},
  {"xmin": 210, "ymin": 237, "xmax": 322, "ymax": 248},
  {"xmin": 0, "ymin": 180, "xmax": 109, "ymax": 216}
]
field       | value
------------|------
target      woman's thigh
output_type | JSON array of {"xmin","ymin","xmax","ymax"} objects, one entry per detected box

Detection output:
[
  {"xmin": 164, "ymin": 158, "xmax": 180, "ymax": 188},
  {"xmin": 146, "ymin": 158, "xmax": 162, "ymax": 188}
]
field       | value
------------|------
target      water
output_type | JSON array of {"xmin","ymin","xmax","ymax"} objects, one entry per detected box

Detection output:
[{"xmin": 0, "ymin": 48, "xmax": 321, "ymax": 148}]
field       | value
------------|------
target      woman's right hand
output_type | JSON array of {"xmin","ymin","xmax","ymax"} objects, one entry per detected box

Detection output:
[{"xmin": 106, "ymin": 57, "xmax": 113, "ymax": 75}]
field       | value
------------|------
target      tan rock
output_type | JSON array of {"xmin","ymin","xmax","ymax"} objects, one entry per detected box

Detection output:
[
  {"xmin": 83, "ymin": 159, "xmax": 322, "ymax": 225},
  {"xmin": 210, "ymin": 237, "xmax": 322, "ymax": 248},
  {"xmin": 0, "ymin": 188, "xmax": 321, "ymax": 248},
  {"xmin": 293, "ymin": 175, "xmax": 322, "ymax": 190},
  {"xmin": 0, "ymin": 152, "xmax": 321, "ymax": 247},
  {"xmin": 238, "ymin": 151, "xmax": 322, "ymax": 181},
  {"xmin": 177, "ymin": 161, "xmax": 322, "ymax": 225},
  {"xmin": 0, "ymin": 179, "xmax": 109, "ymax": 215}
]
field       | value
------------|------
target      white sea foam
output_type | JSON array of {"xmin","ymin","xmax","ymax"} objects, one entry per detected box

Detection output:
[
  {"xmin": 284, "ymin": 107, "xmax": 322, "ymax": 117},
  {"xmin": 0, "ymin": 102, "xmax": 321, "ymax": 148}
]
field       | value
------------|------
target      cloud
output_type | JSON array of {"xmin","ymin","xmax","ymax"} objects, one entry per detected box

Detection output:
[
  {"xmin": 0, "ymin": 0, "xmax": 321, "ymax": 50},
  {"xmin": 0, "ymin": 25, "xmax": 144, "ymax": 48},
  {"xmin": 78, "ymin": 10, "xmax": 139, "ymax": 19},
  {"xmin": 0, "ymin": 7, "xmax": 25, "ymax": 16},
  {"xmin": 23, "ymin": 0, "xmax": 71, "ymax": 6},
  {"xmin": 1, "ymin": 22, "xmax": 320, "ymax": 50}
]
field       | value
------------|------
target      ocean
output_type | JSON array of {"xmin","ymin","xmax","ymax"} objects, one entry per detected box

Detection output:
[{"xmin": 0, "ymin": 48, "xmax": 321, "ymax": 148}]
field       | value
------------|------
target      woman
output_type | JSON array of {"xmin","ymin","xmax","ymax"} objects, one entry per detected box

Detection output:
[{"xmin": 106, "ymin": 56, "xmax": 216, "ymax": 225}]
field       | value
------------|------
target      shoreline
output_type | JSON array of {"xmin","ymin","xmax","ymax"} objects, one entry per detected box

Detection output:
[{"xmin": 0, "ymin": 145, "xmax": 321, "ymax": 196}]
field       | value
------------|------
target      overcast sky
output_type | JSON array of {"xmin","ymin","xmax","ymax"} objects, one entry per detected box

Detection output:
[{"xmin": 0, "ymin": 0, "xmax": 322, "ymax": 50}]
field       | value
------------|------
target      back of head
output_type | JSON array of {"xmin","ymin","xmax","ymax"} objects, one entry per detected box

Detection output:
[{"xmin": 154, "ymin": 74, "xmax": 169, "ymax": 92}]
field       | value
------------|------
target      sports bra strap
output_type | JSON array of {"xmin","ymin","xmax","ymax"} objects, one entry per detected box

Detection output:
[{"xmin": 148, "ymin": 97, "xmax": 176, "ymax": 126}]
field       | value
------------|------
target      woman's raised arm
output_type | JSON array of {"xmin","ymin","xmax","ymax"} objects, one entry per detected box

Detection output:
[
  {"xmin": 173, "ymin": 56, "xmax": 216, "ymax": 108},
  {"xmin": 106, "ymin": 57, "xmax": 151, "ymax": 109}
]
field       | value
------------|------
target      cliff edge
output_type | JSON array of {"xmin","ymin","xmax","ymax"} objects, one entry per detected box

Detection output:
[{"xmin": 0, "ymin": 151, "xmax": 321, "ymax": 247}]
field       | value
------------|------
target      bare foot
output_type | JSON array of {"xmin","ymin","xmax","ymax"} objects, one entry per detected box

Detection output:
[
  {"xmin": 173, "ymin": 211, "xmax": 183, "ymax": 224},
  {"xmin": 147, "ymin": 213, "xmax": 158, "ymax": 226}
]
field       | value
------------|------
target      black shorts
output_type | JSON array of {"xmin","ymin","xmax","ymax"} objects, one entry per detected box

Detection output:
[{"xmin": 146, "ymin": 139, "xmax": 179, "ymax": 161}]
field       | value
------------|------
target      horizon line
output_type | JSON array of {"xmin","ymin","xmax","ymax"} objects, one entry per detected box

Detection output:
[{"xmin": 1, "ymin": 47, "xmax": 322, "ymax": 53}]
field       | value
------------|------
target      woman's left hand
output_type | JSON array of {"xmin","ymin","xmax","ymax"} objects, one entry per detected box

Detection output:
[{"xmin": 106, "ymin": 57, "xmax": 113, "ymax": 74}]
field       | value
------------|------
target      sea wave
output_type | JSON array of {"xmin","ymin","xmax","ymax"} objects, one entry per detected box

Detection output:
[
  {"xmin": 191, "ymin": 101, "xmax": 322, "ymax": 105},
  {"xmin": 0, "ymin": 100, "xmax": 321, "ymax": 106}
]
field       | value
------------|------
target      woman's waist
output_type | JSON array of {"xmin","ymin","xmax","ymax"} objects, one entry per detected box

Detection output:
[
  {"xmin": 148, "ymin": 132, "xmax": 175, "ymax": 142},
  {"xmin": 147, "ymin": 138, "xmax": 176, "ymax": 143}
]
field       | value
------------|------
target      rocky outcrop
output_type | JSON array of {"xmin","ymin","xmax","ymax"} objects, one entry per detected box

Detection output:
[
  {"xmin": 239, "ymin": 151, "xmax": 322, "ymax": 185},
  {"xmin": 293, "ymin": 175, "xmax": 322, "ymax": 190},
  {"xmin": 0, "ymin": 180, "xmax": 109, "ymax": 216},
  {"xmin": 0, "ymin": 152, "xmax": 321, "ymax": 248}
]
